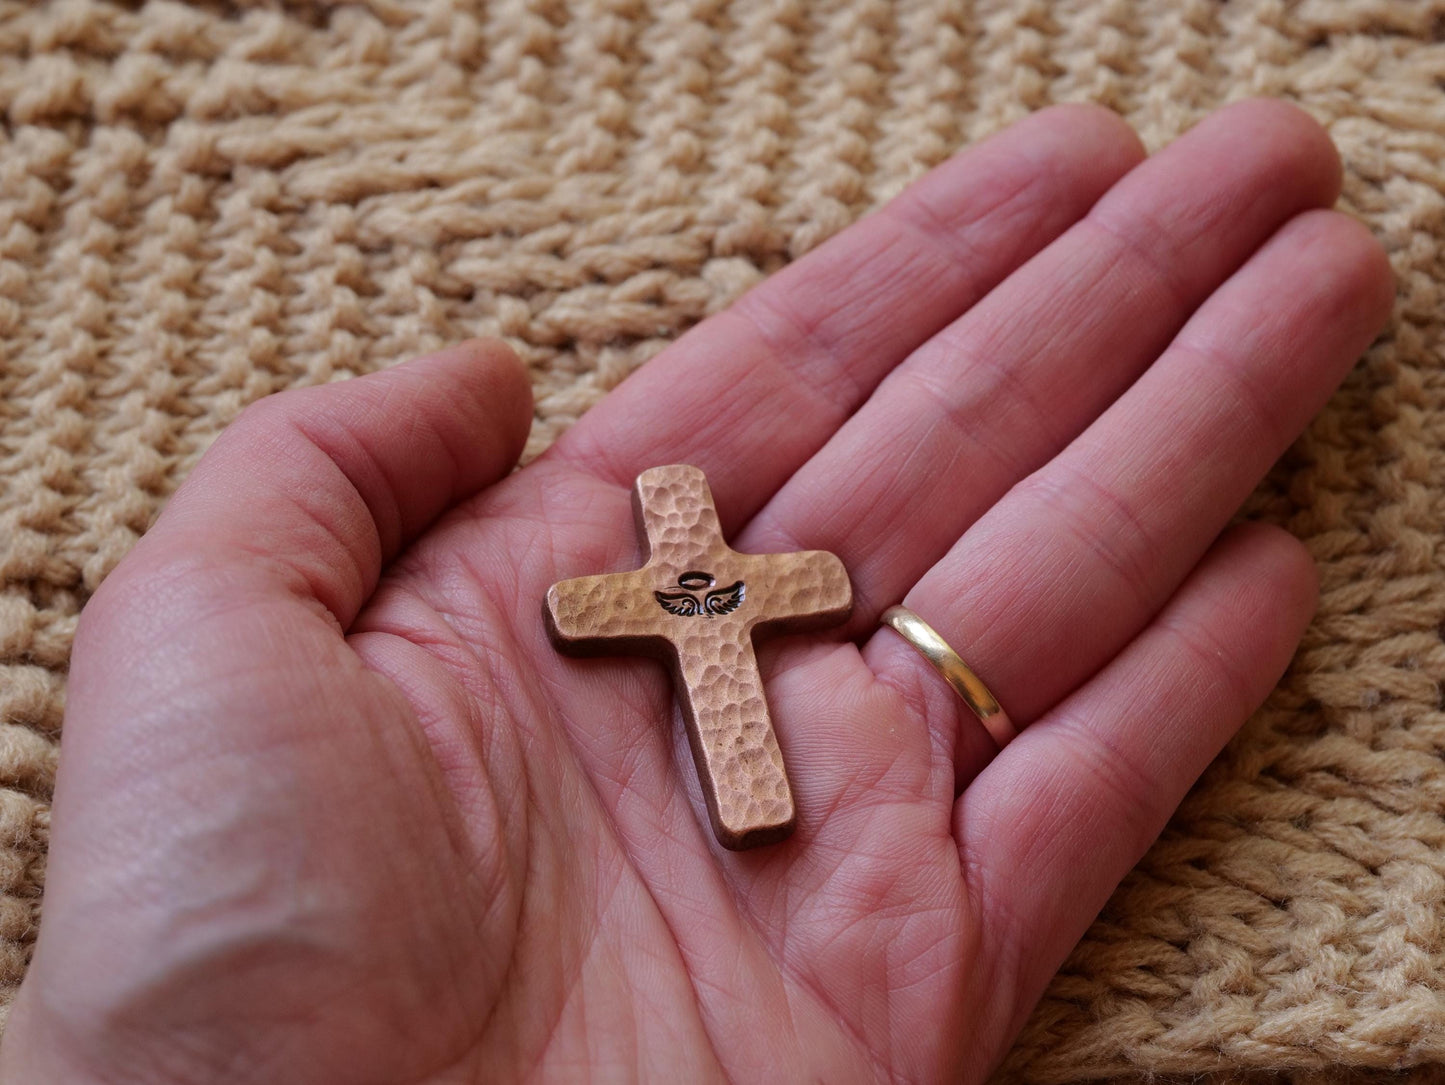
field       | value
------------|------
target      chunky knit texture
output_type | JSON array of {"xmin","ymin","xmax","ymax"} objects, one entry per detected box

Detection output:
[{"xmin": 0, "ymin": 1, "xmax": 1442, "ymax": 1080}]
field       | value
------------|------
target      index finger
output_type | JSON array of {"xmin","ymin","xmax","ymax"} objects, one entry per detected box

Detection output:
[{"xmin": 544, "ymin": 104, "xmax": 1145, "ymax": 529}]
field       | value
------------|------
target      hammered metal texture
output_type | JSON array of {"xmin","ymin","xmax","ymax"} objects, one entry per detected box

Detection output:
[{"xmin": 546, "ymin": 465, "xmax": 852, "ymax": 849}]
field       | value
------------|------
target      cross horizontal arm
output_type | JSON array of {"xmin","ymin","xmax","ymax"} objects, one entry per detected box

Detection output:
[
  {"xmin": 545, "ymin": 567, "xmax": 674, "ymax": 653},
  {"xmin": 735, "ymin": 549, "xmax": 852, "ymax": 630}
]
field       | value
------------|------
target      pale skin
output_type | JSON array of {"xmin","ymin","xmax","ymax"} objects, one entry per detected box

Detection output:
[{"xmin": 0, "ymin": 101, "xmax": 1393, "ymax": 1083}]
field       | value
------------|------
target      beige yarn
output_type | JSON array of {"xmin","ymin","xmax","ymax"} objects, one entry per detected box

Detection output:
[{"xmin": 0, "ymin": 0, "xmax": 1442, "ymax": 1080}]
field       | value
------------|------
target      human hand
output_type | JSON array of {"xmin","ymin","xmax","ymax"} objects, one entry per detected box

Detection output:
[{"xmin": 0, "ymin": 100, "xmax": 1392, "ymax": 1084}]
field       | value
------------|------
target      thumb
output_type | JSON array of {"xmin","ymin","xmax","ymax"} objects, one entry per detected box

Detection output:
[
  {"xmin": 141, "ymin": 338, "xmax": 532, "ymax": 628},
  {"xmin": 13, "ymin": 342, "xmax": 531, "ymax": 1080},
  {"xmin": 60, "ymin": 334, "xmax": 531, "ymax": 783}
]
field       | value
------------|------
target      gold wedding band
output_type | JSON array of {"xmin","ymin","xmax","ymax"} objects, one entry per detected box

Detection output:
[{"xmin": 880, "ymin": 605, "xmax": 1018, "ymax": 749}]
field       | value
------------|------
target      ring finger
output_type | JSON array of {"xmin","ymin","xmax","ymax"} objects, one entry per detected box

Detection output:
[{"xmin": 866, "ymin": 205, "xmax": 1392, "ymax": 780}]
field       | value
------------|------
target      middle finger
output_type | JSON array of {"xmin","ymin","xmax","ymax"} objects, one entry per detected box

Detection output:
[{"xmin": 733, "ymin": 100, "xmax": 1341, "ymax": 629}]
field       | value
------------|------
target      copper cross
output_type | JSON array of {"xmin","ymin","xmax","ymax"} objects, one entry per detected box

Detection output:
[{"xmin": 545, "ymin": 464, "xmax": 852, "ymax": 849}]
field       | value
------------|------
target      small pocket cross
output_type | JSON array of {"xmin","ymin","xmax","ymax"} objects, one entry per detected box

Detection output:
[{"xmin": 545, "ymin": 464, "xmax": 852, "ymax": 849}]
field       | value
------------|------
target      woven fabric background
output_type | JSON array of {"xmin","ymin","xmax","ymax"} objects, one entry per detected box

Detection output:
[{"xmin": 0, "ymin": 0, "xmax": 1442, "ymax": 1080}]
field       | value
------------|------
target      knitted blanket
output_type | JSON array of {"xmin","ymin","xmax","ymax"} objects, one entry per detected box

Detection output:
[{"xmin": 0, "ymin": 1, "xmax": 1441, "ymax": 1080}]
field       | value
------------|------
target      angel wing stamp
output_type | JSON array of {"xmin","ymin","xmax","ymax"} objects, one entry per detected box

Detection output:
[
  {"xmin": 654, "ymin": 590, "xmax": 704, "ymax": 616},
  {"xmin": 703, "ymin": 581, "xmax": 745, "ymax": 616},
  {"xmin": 654, "ymin": 572, "xmax": 745, "ymax": 618}
]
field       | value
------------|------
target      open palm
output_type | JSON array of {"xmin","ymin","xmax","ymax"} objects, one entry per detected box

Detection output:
[{"xmin": 1, "ymin": 101, "xmax": 1391, "ymax": 1084}]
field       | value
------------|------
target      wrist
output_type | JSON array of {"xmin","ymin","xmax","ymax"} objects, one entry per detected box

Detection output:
[
  {"xmin": 1, "ymin": 977, "xmax": 210, "ymax": 1085},
  {"xmin": 1, "ymin": 986, "xmax": 106, "ymax": 1085}
]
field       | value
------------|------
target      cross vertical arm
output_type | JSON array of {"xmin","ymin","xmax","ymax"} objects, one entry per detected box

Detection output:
[
  {"xmin": 673, "ymin": 635, "xmax": 794, "ymax": 848},
  {"xmin": 633, "ymin": 464, "xmax": 730, "ymax": 568}
]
